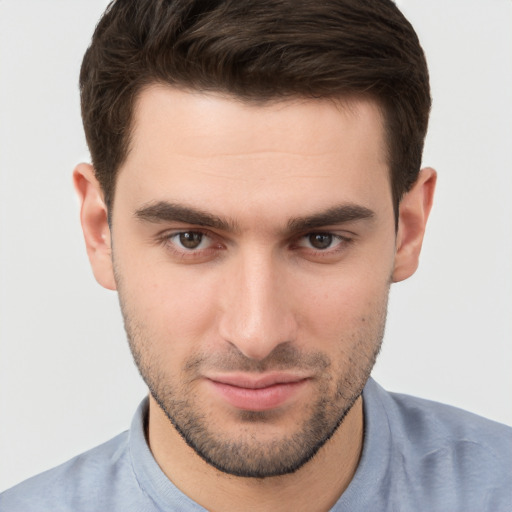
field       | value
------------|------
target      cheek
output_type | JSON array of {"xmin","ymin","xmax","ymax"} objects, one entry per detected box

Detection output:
[
  {"xmin": 294, "ymin": 264, "xmax": 391, "ymax": 343},
  {"xmin": 115, "ymin": 253, "xmax": 222, "ymax": 354}
]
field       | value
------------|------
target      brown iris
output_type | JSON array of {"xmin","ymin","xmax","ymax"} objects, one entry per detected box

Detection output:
[
  {"xmin": 179, "ymin": 232, "xmax": 203, "ymax": 249},
  {"xmin": 308, "ymin": 233, "xmax": 333, "ymax": 249}
]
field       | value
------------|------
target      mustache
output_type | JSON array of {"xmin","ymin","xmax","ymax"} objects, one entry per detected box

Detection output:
[{"xmin": 184, "ymin": 342, "xmax": 331, "ymax": 374}]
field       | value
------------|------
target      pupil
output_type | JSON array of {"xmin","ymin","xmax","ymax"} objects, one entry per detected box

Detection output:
[
  {"xmin": 179, "ymin": 232, "xmax": 202, "ymax": 249},
  {"xmin": 310, "ymin": 233, "xmax": 332, "ymax": 249}
]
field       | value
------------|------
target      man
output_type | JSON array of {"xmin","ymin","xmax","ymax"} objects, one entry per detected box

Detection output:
[{"xmin": 1, "ymin": 0, "xmax": 511, "ymax": 510}]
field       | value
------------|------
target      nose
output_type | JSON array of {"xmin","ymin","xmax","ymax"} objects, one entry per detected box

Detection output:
[{"xmin": 218, "ymin": 247, "xmax": 296, "ymax": 361}]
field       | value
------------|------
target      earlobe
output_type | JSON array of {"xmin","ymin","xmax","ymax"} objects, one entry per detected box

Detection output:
[
  {"xmin": 73, "ymin": 163, "xmax": 117, "ymax": 291},
  {"xmin": 392, "ymin": 167, "xmax": 437, "ymax": 283}
]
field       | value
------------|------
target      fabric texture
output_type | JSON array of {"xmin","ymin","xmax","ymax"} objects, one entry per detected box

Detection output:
[{"xmin": 2, "ymin": 378, "xmax": 511, "ymax": 512}]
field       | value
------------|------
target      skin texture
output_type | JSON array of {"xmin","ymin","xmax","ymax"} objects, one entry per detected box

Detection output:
[{"xmin": 74, "ymin": 86, "xmax": 436, "ymax": 511}]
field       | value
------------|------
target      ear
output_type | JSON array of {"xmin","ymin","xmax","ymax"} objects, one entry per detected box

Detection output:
[
  {"xmin": 392, "ymin": 167, "xmax": 437, "ymax": 283},
  {"xmin": 73, "ymin": 163, "xmax": 117, "ymax": 290}
]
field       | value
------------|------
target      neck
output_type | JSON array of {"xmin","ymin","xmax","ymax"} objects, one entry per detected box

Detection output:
[{"xmin": 147, "ymin": 395, "xmax": 364, "ymax": 512}]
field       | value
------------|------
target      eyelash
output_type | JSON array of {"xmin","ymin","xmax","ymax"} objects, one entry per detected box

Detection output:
[
  {"xmin": 157, "ymin": 229, "xmax": 223, "ymax": 260},
  {"xmin": 157, "ymin": 229, "xmax": 353, "ymax": 261}
]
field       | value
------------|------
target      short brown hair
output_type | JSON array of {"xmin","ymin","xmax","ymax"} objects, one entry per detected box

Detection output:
[{"xmin": 80, "ymin": 0, "xmax": 431, "ymax": 215}]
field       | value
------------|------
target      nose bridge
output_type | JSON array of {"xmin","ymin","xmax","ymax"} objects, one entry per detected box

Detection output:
[{"xmin": 219, "ymin": 245, "xmax": 294, "ymax": 361}]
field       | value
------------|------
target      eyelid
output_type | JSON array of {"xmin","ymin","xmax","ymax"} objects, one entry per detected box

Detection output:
[
  {"xmin": 289, "ymin": 231, "xmax": 355, "ymax": 262},
  {"xmin": 296, "ymin": 232, "xmax": 348, "ymax": 247},
  {"xmin": 294, "ymin": 227, "xmax": 354, "ymax": 241},
  {"xmin": 156, "ymin": 227, "xmax": 226, "ymax": 261},
  {"xmin": 296, "ymin": 233, "xmax": 344, "ymax": 248},
  {"xmin": 156, "ymin": 227, "xmax": 213, "ymax": 243}
]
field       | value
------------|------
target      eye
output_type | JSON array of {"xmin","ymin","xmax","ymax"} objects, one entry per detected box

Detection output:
[
  {"xmin": 298, "ymin": 233, "xmax": 344, "ymax": 251},
  {"xmin": 169, "ymin": 231, "xmax": 212, "ymax": 250}
]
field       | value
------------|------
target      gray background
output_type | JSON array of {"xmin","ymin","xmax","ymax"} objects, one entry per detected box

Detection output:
[{"xmin": 1, "ymin": 0, "xmax": 511, "ymax": 491}]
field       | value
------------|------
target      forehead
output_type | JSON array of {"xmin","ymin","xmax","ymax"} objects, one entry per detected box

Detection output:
[
  {"xmin": 130, "ymin": 85, "xmax": 387, "ymax": 158},
  {"xmin": 116, "ymin": 85, "xmax": 391, "ymax": 221}
]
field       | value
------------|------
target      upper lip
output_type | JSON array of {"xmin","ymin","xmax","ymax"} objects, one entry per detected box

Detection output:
[{"xmin": 206, "ymin": 372, "xmax": 310, "ymax": 389}]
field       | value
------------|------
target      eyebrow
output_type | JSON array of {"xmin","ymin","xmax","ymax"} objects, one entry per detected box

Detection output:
[
  {"xmin": 286, "ymin": 204, "xmax": 375, "ymax": 233},
  {"xmin": 134, "ymin": 201, "xmax": 374, "ymax": 234},
  {"xmin": 135, "ymin": 202, "xmax": 237, "ymax": 232}
]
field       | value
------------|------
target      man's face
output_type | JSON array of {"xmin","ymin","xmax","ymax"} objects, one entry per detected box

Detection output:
[{"xmin": 110, "ymin": 87, "xmax": 397, "ymax": 477}]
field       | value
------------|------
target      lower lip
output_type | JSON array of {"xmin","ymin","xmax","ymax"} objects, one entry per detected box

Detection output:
[{"xmin": 207, "ymin": 380, "xmax": 308, "ymax": 411}]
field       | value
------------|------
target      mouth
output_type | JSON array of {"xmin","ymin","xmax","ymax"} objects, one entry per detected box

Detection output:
[{"xmin": 205, "ymin": 372, "xmax": 310, "ymax": 411}]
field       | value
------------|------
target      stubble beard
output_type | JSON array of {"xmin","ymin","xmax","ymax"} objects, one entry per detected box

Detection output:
[{"xmin": 119, "ymin": 295, "xmax": 387, "ymax": 479}]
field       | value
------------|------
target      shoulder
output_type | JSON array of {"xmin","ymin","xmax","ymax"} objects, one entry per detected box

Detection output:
[
  {"xmin": 0, "ymin": 431, "xmax": 142, "ymax": 512},
  {"xmin": 364, "ymin": 380, "xmax": 512, "ymax": 509},
  {"xmin": 384, "ymin": 385, "xmax": 512, "ymax": 458}
]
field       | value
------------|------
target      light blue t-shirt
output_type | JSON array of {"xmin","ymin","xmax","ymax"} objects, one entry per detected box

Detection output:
[{"xmin": 2, "ymin": 378, "xmax": 511, "ymax": 511}]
